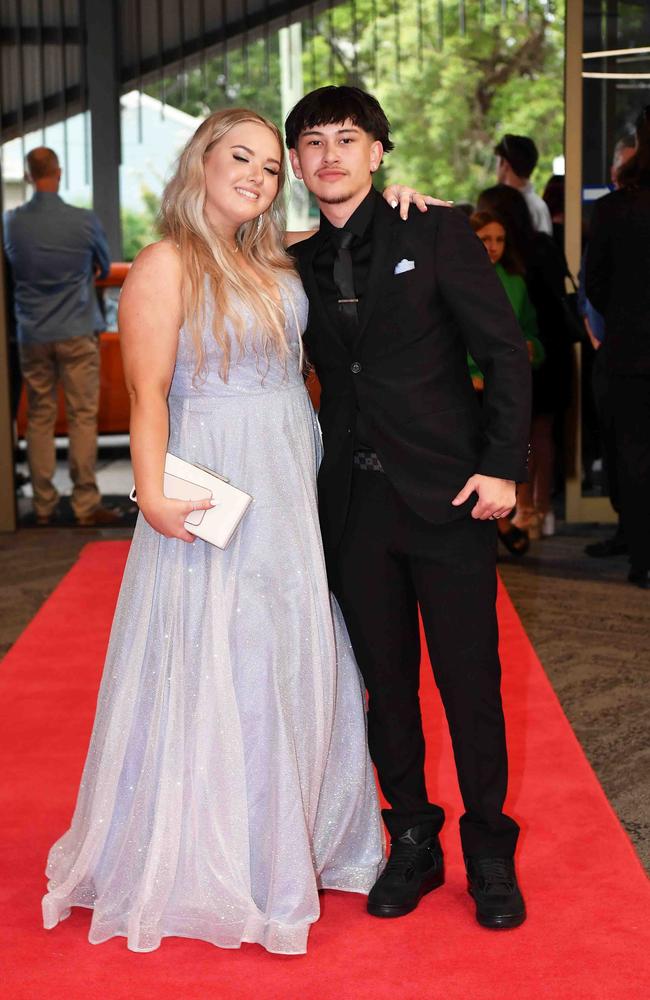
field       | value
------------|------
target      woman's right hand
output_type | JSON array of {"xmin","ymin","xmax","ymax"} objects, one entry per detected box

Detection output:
[{"xmin": 138, "ymin": 496, "xmax": 215, "ymax": 542}]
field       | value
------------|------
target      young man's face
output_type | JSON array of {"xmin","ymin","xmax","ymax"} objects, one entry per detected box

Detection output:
[{"xmin": 289, "ymin": 119, "xmax": 383, "ymax": 207}]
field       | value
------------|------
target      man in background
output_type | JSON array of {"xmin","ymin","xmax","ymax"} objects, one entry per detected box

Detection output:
[
  {"xmin": 4, "ymin": 147, "xmax": 121, "ymax": 526},
  {"xmin": 586, "ymin": 106, "xmax": 650, "ymax": 589},
  {"xmin": 582, "ymin": 134, "xmax": 637, "ymax": 558},
  {"xmin": 494, "ymin": 133, "xmax": 553, "ymax": 235}
]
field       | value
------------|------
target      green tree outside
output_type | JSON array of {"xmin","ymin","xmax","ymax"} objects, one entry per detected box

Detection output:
[
  {"xmin": 371, "ymin": 2, "xmax": 564, "ymax": 201},
  {"xmin": 127, "ymin": 0, "xmax": 564, "ymax": 246},
  {"xmin": 303, "ymin": 0, "xmax": 564, "ymax": 201},
  {"xmin": 121, "ymin": 187, "xmax": 160, "ymax": 261}
]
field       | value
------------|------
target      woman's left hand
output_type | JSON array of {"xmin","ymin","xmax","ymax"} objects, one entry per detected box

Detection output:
[{"xmin": 382, "ymin": 185, "xmax": 453, "ymax": 221}]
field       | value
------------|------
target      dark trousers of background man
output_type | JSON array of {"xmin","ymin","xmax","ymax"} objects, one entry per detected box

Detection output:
[
  {"xmin": 591, "ymin": 347, "xmax": 622, "ymax": 519},
  {"xmin": 331, "ymin": 468, "xmax": 520, "ymax": 860},
  {"xmin": 19, "ymin": 334, "xmax": 101, "ymax": 521},
  {"xmin": 610, "ymin": 374, "xmax": 650, "ymax": 572}
]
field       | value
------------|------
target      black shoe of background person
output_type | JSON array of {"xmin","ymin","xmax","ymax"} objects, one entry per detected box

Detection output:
[
  {"xmin": 465, "ymin": 856, "xmax": 526, "ymax": 929},
  {"xmin": 584, "ymin": 535, "xmax": 628, "ymax": 558},
  {"xmin": 367, "ymin": 823, "xmax": 444, "ymax": 918},
  {"xmin": 628, "ymin": 567, "xmax": 650, "ymax": 589},
  {"xmin": 498, "ymin": 523, "xmax": 530, "ymax": 556}
]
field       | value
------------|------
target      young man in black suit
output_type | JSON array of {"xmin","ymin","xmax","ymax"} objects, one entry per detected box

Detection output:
[{"xmin": 286, "ymin": 87, "xmax": 531, "ymax": 929}]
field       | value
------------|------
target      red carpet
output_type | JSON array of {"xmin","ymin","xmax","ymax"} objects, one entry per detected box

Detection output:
[{"xmin": 0, "ymin": 541, "xmax": 648, "ymax": 1000}]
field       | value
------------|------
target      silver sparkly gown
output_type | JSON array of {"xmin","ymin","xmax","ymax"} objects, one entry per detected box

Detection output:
[{"xmin": 42, "ymin": 275, "xmax": 384, "ymax": 955}]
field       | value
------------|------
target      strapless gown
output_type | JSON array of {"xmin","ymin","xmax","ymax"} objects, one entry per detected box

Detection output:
[{"xmin": 42, "ymin": 275, "xmax": 383, "ymax": 955}]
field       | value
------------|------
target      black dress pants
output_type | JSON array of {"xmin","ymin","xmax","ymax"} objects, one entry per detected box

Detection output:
[
  {"xmin": 592, "ymin": 347, "xmax": 621, "ymax": 516},
  {"xmin": 611, "ymin": 374, "xmax": 650, "ymax": 570},
  {"xmin": 331, "ymin": 469, "xmax": 519, "ymax": 859}
]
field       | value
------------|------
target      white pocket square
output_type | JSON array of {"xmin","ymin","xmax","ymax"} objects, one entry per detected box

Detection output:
[{"xmin": 394, "ymin": 258, "xmax": 415, "ymax": 275}]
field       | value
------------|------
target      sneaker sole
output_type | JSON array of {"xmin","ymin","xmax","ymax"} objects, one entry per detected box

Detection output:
[
  {"xmin": 469, "ymin": 889, "xmax": 526, "ymax": 929},
  {"xmin": 367, "ymin": 868, "xmax": 445, "ymax": 918},
  {"xmin": 475, "ymin": 909, "xmax": 527, "ymax": 929}
]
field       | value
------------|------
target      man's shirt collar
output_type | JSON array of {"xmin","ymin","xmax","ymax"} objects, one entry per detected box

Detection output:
[
  {"xmin": 319, "ymin": 186, "xmax": 378, "ymax": 242},
  {"xmin": 31, "ymin": 191, "xmax": 63, "ymax": 207}
]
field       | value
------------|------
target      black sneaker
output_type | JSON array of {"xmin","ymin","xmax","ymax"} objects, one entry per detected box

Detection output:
[
  {"xmin": 367, "ymin": 824, "xmax": 444, "ymax": 918},
  {"xmin": 465, "ymin": 856, "xmax": 526, "ymax": 929}
]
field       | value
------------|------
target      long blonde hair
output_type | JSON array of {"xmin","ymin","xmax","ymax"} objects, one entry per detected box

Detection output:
[{"xmin": 159, "ymin": 108, "xmax": 296, "ymax": 381}]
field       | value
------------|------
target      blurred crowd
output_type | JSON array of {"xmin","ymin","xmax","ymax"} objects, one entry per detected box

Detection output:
[{"xmin": 454, "ymin": 110, "xmax": 650, "ymax": 588}]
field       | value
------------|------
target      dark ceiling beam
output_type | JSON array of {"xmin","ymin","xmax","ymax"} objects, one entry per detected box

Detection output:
[
  {"xmin": 1, "ymin": 84, "xmax": 84, "ymax": 141},
  {"xmin": 0, "ymin": 26, "xmax": 82, "ymax": 45},
  {"xmin": 120, "ymin": 0, "xmax": 306, "ymax": 87},
  {"xmin": 1, "ymin": 0, "xmax": 312, "ymax": 141}
]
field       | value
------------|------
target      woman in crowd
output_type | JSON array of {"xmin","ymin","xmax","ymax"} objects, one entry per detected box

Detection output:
[
  {"xmin": 469, "ymin": 209, "xmax": 544, "ymax": 555},
  {"xmin": 477, "ymin": 184, "xmax": 572, "ymax": 539},
  {"xmin": 586, "ymin": 106, "xmax": 650, "ymax": 589},
  {"xmin": 41, "ymin": 108, "xmax": 434, "ymax": 954}
]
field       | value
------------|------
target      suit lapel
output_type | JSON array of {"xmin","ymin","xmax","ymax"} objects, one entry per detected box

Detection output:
[{"xmin": 353, "ymin": 200, "xmax": 401, "ymax": 351}]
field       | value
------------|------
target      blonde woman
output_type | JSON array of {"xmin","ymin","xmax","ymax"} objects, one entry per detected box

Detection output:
[{"xmin": 40, "ymin": 110, "xmax": 433, "ymax": 955}]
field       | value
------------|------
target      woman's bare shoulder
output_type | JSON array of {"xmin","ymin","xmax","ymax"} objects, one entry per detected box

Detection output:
[
  {"xmin": 124, "ymin": 240, "xmax": 182, "ymax": 293},
  {"xmin": 120, "ymin": 241, "xmax": 183, "ymax": 317},
  {"xmin": 130, "ymin": 239, "xmax": 181, "ymax": 272}
]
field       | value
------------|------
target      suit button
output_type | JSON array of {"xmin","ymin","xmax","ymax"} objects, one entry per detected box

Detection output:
[{"xmin": 350, "ymin": 361, "xmax": 362, "ymax": 374}]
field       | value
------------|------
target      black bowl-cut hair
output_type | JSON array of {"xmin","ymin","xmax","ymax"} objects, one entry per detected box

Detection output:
[
  {"xmin": 285, "ymin": 86, "xmax": 394, "ymax": 153},
  {"xmin": 494, "ymin": 134, "xmax": 539, "ymax": 179}
]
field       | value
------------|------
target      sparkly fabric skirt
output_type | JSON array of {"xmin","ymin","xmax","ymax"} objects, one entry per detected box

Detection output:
[{"xmin": 42, "ymin": 383, "xmax": 383, "ymax": 954}]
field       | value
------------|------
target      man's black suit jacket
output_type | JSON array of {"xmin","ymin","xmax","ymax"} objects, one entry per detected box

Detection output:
[
  {"xmin": 586, "ymin": 186, "xmax": 650, "ymax": 376},
  {"xmin": 292, "ymin": 196, "xmax": 532, "ymax": 556}
]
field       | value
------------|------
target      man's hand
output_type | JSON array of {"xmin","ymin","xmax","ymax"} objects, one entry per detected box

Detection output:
[
  {"xmin": 584, "ymin": 317, "xmax": 601, "ymax": 351},
  {"xmin": 382, "ymin": 184, "xmax": 453, "ymax": 221},
  {"xmin": 451, "ymin": 474, "xmax": 516, "ymax": 520}
]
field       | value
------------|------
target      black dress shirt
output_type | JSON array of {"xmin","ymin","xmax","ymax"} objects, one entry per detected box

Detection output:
[{"xmin": 313, "ymin": 187, "xmax": 378, "ymax": 449}]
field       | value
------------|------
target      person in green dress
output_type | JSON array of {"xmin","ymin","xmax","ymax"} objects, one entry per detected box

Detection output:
[
  {"xmin": 470, "ymin": 210, "xmax": 545, "ymax": 376},
  {"xmin": 469, "ymin": 210, "xmax": 544, "ymax": 554}
]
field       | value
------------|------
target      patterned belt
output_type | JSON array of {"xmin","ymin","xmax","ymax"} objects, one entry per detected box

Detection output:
[{"xmin": 352, "ymin": 450, "xmax": 385, "ymax": 472}]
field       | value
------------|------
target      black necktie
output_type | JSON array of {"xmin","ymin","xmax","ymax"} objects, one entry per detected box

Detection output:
[{"xmin": 332, "ymin": 229, "xmax": 358, "ymax": 326}]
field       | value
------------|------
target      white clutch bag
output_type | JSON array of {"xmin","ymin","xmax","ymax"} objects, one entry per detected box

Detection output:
[{"xmin": 130, "ymin": 453, "xmax": 253, "ymax": 549}]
